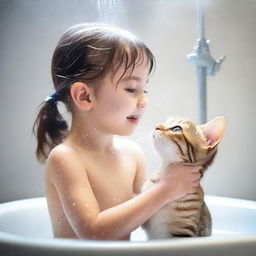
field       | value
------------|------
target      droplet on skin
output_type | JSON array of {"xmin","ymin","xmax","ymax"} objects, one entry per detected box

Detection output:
[
  {"xmin": 72, "ymin": 202, "xmax": 76, "ymax": 206},
  {"xmin": 82, "ymin": 223, "xmax": 89, "ymax": 228}
]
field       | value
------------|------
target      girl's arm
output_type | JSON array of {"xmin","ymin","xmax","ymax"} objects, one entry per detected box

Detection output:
[{"xmin": 47, "ymin": 146, "xmax": 200, "ymax": 240}]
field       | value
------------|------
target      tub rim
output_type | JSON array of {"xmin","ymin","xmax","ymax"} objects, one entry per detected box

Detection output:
[
  {"xmin": 0, "ymin": 195, "xmax": 256, "ymax": 251},
  {"xmin": 1, "ymin": 232, "xmax": 256, "ymax": 251}
]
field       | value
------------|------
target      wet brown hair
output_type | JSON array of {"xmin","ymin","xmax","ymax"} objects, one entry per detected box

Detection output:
[{"xmin": 33, "ymin": 23, "xmax": 155, "ymax": 163}]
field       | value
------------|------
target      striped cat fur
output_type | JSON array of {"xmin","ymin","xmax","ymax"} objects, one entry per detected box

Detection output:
[{"xmin": 142, "ymin": 116, "xmax": 226, "ymax": 239}]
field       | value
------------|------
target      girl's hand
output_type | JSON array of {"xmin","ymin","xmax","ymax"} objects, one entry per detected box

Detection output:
[{"xmin": 159, "ymin": 164, "xmax": 201, "ymax": 202}]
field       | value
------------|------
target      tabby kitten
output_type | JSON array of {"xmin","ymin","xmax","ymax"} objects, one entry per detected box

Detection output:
[{"xmin": 142, "ymin": 116, "xmax": 226, "ymax": 239}]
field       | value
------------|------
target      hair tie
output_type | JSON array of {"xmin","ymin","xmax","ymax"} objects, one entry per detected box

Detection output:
[
  {"xmin": 44, "ymin": 92, "xmax": 59, "ymax": 103},
  {"xmin": 44, "ymin": 86, "xmax": 68, "ymax": 103}
]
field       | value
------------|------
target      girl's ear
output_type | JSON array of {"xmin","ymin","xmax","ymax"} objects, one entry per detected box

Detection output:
[{"xmin": 70, "ymin": 82, "xmax": 93, "ymax": 110}]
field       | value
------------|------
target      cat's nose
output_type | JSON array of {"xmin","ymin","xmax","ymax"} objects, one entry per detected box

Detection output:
[{"xmin": 155, "ymin": 125, "xmax": 163, "ymax": 130}]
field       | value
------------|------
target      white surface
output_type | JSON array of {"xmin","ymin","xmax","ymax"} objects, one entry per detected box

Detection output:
[{"xmin": 0, "ymin": 196, "xmax": 256, "ymax": 256}]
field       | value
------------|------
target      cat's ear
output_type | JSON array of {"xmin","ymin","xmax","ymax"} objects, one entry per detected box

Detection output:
[{"xmin": 199, "ymin": 116, "xmax": 226, "ymax": 149}]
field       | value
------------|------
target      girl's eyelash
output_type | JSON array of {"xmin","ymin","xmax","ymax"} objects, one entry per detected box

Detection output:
[
  {"xmin": 125, "ymin": 89, "xmax": 148, "ymax": 94},
  {"xmin": 126, "ymin": 88, "xmax": 136, "ymax": 93}
]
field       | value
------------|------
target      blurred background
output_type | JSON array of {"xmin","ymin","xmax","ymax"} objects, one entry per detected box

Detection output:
[{"xmin": 0, "ymin": 0, "xmax": 255, "ymax": 203}]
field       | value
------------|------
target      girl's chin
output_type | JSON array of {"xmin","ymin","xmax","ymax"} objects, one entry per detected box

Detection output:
[
  {"xmin": 108, "ymin": 118, "xmax": 140, "ymax": 136},
  {"xmin": 116, "ymin": 130, "xmax": 135, "ymax": 136},
  {"xmin": 114, "ymin": 126, "xmax": 136, "ymax": 136}
]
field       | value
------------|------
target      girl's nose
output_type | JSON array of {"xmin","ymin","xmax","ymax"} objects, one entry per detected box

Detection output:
[{"xmin": 137, "ymin": 95, "xmax": 148, "ymax": 109}]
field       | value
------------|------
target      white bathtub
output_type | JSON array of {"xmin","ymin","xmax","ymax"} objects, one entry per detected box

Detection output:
[{"xmin": 0, "ymin": 195, "xmax": 256, "ymax": 256}]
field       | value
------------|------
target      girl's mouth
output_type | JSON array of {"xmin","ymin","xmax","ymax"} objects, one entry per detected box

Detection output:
[{"xmin": 127, "ymin": 115, "xmax": 140, "ymax": 124}]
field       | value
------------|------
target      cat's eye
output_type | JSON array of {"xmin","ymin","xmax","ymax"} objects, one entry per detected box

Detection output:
[{"xmin": 170, "ymin": 125, "xmax": 183, "ymax": 132}]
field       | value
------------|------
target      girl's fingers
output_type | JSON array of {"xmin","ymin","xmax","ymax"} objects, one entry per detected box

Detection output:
[
  {"xmin": 193, "ymin": 180, "xmax": 200, "ymax": 187},
  {"xmin": 191, "ymin": 166, "xmax": 202, "ymax": 173},
  {"xmin": 189, "ymin": 187, "xmax": 197, "ymax": 193},
  {"xmin": 193, "ymin": 172, "xmax": 201, "ymax": 181}
]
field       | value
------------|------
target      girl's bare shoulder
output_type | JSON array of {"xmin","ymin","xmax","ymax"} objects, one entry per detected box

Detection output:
[
  {"xmin": 47, "ymin": 143, "xmax": 80, "ymax": 164},
  {"xmin": 46, "ymin": 144, "xmax": 85, "ymax": 181}
]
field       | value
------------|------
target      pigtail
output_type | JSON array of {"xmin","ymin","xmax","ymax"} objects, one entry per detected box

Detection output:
[
  {"xmin": 33, "ymin": 23, "xmax": 156, "ymax": 163},
  {"xmin": 33, "ymin": 98, "xmax": 68, "ymax": 163}
]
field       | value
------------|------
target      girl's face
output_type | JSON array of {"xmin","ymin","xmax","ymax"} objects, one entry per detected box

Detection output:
[{"xmin": 90, "ymin": 58, "xmax": 150, "ymax": 136}]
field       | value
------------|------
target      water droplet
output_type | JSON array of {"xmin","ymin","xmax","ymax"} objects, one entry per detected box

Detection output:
[
  {"xmin": 82, "ymin": 223, "xmax": 89, "ymax": 228},
  {"xmin": 72, "ymin": 202, "xmax": 76, "ymax": 206}
]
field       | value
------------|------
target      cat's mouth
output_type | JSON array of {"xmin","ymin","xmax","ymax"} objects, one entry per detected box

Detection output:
[{"xmin": 152, "ymin": 129, "xmax": 166, "ymax": 140}]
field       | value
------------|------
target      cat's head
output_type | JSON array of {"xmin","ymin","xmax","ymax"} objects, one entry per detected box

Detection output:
[{"xmin": 152, "ymin": 116, "xmax": 226, "ymax": 168}]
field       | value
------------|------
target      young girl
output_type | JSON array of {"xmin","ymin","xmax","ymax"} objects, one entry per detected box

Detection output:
[{"xmin": 33, "ymin": 23, "xmax": 201, "ymax": 241}]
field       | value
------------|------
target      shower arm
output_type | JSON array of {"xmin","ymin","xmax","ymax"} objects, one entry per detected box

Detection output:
[{"xmin": 186, "ymin": 0, "xmax": 225, "ymax": 124}]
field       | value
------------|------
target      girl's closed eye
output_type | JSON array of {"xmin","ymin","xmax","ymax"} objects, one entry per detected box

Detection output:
[
  {"xmin": 126, "ymin": 88, "xmax": 136, "ymax": 93},
  {"xmin": 125, "ymin": 88, "xmax": 148, "ymax": 94}
]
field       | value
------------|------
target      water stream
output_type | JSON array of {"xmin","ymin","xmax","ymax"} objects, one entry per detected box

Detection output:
[{"xmin": 97, "ymin": 0, "xmax": 121, "ymax": 23}]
